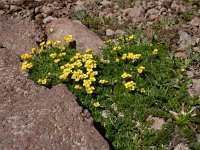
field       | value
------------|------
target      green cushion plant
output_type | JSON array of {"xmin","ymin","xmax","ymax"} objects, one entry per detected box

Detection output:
[{"xmin": 21, "ymin": 34, "xmax": 200, "ymax": 150}]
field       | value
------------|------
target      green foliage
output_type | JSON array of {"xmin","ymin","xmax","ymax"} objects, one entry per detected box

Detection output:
[{"xmin": 21, "ymin": 35, "xmax": 199, "ymax": 150}]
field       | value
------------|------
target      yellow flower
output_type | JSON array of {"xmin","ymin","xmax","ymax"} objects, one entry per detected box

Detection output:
[
  {"xmin": 46, "ymin": 40, "xmax": 52, "ymax": 46},
  {"xmin": 140, "ymin": 88, "xmax": 145, "ymax": 93},
  {"xmin": 104, "ymin": 39, "xmax": 112, "ymax": 44},
  {"xmin": 38, "ymin": 48, "xmax": 44, "ymax": 54},
  {"xmin": 93, "ymin": 102, "xmax": 100, "ymax": 107},
  {"xmin": 133, "ymin": 54, "xmax": 141, "ymax": 59},
  {"xmin": 54, "ymin": 40, "xmax": 61, "ymax": 46},
  {"xmin": 58, "ymin": 52, "xmax": 66, "ymax": 57},
  {"xmin": 50, "ymin": 53, "xmax": 57, "ymax": 59},
  {"xmin": 121, "ymin": 72, "xmax": 132, "ymax": 78},
  {"xmin": 37, "ymin": 79, "xmax": 47, "ymax": 85},
  {"xmin": 115, "ymin": 58, "xmax": 119, "ymax": 63},
  {"xmin": 126, "ymin": 34, "xmax": 135, "ymax": 42},
  {"xmin": 83, "ymin": 79, "xmax": 92, "ymax": 88},
  {"xmin": 21, "ymin": 62, "xmax": 33, "ymax": 70},
  {"xmin": 99, "ymin": 80, "xmax": 108, "ymax": 84},
  {"xmin": 39, "ymin": 41, "xmax": 46, "ymax": 47},
  {"xmin": 180, "ymin": 68, "xmax": 185, "ymax": 72},
  {"xmin": 60, "ymin": 66, "xmax": 65, "ymax": 70},
  {"xmin": 121, "ymin": 54, "xmax": 127, "ymax": 60},
  {"xmin": 21, "ymin": 54, "xmax": 33, "ymax": 60},
  {"xmin": 64, "ymin": 35, "xmax": 73, "ymax": 43},
  {"xmin": 124, "ymin": 81, "xmax": 136, "ymax": 90},
  {"xmin": 153, "ymin": 49, "xmax": 158, "ymax": 55},
  {"xmin": 113, "ymin": 46, "xmax": 121, "ymax": 51},
  {"xmin": 54, "ymin": 59, "xmax": 60, "ymax": 64},
  {"xmin": 59, "ymin": 46, "xmax": 66, "ymax": 51},
  {"xmin": 85, "ymin": 49, "xmax": 92, "ymax": 53},
  {"xmin": 137, "ymin": 66, "xmax": 145, "ymax": 74},
  {"xmin": 86, "ymin": 86, "xmax": 95, "ymax": 94},
  {"xmin": 31, "ymin": 48, "xmax": 36, "ymax": 54},
  {"xmin": 47, "ymin": 72, "xmax": 52, "ymax": 76},
  {"xmin": 59, "ymin": 73, "xmax": 69, "ymax": 80},
  {"xmin": 74, "ymin": 85, "xmax": 83, "ymax": 90}
]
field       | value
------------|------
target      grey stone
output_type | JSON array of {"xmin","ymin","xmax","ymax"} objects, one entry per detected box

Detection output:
[
  {"xmin": 173, "ymin": 143, "xmax": 190, "ymax": 150},
  {"xmin": 106, "ymin": 29, "xmax": 115, "ymax": 36},
  {"xmin": 43, "ymin": 16, "xmax": 56, "ymax": 24},
  {"xmin": 74, "ymin": 0, "xmax": 86, "ymax": 11},
  {"xmin": 127, "ymin": 6, "xmax": 145, "ymax": 19},
  {"xmin": 178, "ymin": 31, "xmax": 192, "ymax": 47}
]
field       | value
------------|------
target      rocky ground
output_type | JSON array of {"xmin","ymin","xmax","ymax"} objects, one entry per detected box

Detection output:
[{"xmin": 0, "ymin": 0, "xmax": 200, "ymax": 149}]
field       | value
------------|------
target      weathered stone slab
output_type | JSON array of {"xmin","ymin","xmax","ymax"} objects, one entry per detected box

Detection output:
[
  {"xmin": 0, "ymin": 16, "xmax": 110, "ymax": 150},
  {"xmin": 46, "ymin": 18, "xmax": 105, "ymax": 56}
]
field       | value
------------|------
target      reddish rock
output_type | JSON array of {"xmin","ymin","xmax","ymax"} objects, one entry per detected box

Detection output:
[
  {"xmin": 147, "ymin": 115, "xmax": 165, "ymax": 130},
  {"xmin": 0, "ymin": 16, "xmax": 110, "ymax": 150},
  {"xmin": 45, "ymin": 18, "xmax": 105, "ymax": 56}
]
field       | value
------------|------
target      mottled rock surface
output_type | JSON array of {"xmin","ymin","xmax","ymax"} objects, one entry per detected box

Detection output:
[{"xmin": 0, "ymin": 16, "xmax": 110, "ymax": 150}]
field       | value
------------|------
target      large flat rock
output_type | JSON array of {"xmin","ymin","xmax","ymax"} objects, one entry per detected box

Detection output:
[
  {"xmin": 45, "ymin": 18, "xmax": 105, "ymax": 56},
  {"xmin": 0, "ymin": 16, "xmax": 110, "ymax": 150}
]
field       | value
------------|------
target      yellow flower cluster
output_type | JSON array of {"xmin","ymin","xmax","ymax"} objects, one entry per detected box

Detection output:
[
  {"xmin": 54, "ymin": 59, "xmax": 60, "ymax": 64},
  {"xmin": 126, "ymin": 34, "xmax": 135, "ymax": 42},
  {"xmin": 121, "ymin": 53, "xmax": 141, "ymax": 60},
  {"xmin": 140, "ymin": 88, "xmax": 145, "ymax": 93},
  {"xmin": 85, "ymin": 49, "xmax": 92, "ymax": 53},
  {"xmin": 113, "ymin": 46, "xmax": 121, "ymax": 51},
  {"xmin": 124, "ymin": 81, "xmax": 136, "ymax": 90},
  {"xmin": 121, "ymin": 72, "xmax": 132, "ymax": 78},
  {"xmin": 31, "ymin": 48, "xmax": 37, "ymax": 54},
  {"xmin": 54, "ymin": 40, "xmax": 61, "ymax": 46},
  {"xmin": 50, "ymin": 53, "xmax": 57, "ymax": 59},
  {"xmin": 21, "ymin": 54, "xmax": 33, "ymax": 60},
  {"xmin": 152, "ymin": 48, "xmax": 158, "ymax": 55},
  {"xmin": 99, "ymin": 79, "xmax": 108, "ymax": 84},
  {"xmin": 59, "ymin": 51, "xmax": 98, "ymax": 94},
  {"xmin": 46, "ymin": 40, "xmax": 52, "ymax": 46},
  {"xmin": 21, "ymin": 62, "xmax": 33, "ymax": 70},
  {"xmin": 64, "ymin": 35, "xmax": 73, "ymax": 43},
  {"xmin": 74, "ymin": 85, "xmax": 83, "ymax": 90},
  {"xmin": 104, "ymin": 39, "xmax": 113, "ymax": 44},
  {"xmin": 137, "ymin": 66, "xmax": 145, "ymax": 74},
  {"xmin": 37, "ymin": 78, "xmax": 47, "ymax": 85},
  {"xmin": 93, "ymin": 102, "xmax": 100, "ymax": 107}
]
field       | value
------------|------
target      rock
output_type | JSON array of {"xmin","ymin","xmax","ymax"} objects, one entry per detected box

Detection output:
[
  {"xmin": 100, "ymin": 0, "xmax": 112, "ymax": 7},
  {"xmin": 74, "ymin": 0, "xmax": 86, "ymax": 11},
  {"xmin": 126, "ymin": 6, "xmax": 145, "ymax": 20},
  {"xmin": 0, "ymin": 10, "xmax": 5, "ymax": 16},
  {"xmin": 173, "ymin": 143, "xmax": 190, "ymax": 150},
  {"xmin": 174, "ymin": 52, "xmax": 187, "ymax": 58},
  {"xmin": 197, "ymin": 134, "xmax": 200, "ymax": 142},
  {"xmin": 11, "ymin": 0, "xmax": 24, "ymax": 5},
  {"xmin": 41, "ymin": 5, "xmax": 52, "ymax": 15},
  {"xmin": 45, "ymin": 18, "xmax": 105, "ymax": 56},
  {"xmin": 115, "ymin": 29, "xmax": 125, "ymax": 36},
  {"xmin": 187, "ymin": 71, "xmax": 194, "ymax": 78},
  {"xmin": 43, "ymin": 16, "xmax": 56, "ymax": 24},
  {"xmin": 177, "ymin": 31, "xmax": 192, "ymax": 48},
  {"xmin": 106, "ymin": 29, "xmax": 115, "ymax": 36},
  {"xmin": 190, "ymin": 17, "xmax": 200, "ymax": 27},
  {"xmin": 0, "ymin": 17, "xmax": 110, "ymax": 150},
  {"xmin": 0, "ymin": 1, "xmax": 5, "ymax": 10},
  {"xmin": 188, "ymin": 79, "xmax": 200, "ymax": 97},
  {"xmin": 0, "ymin": 17, "xmax": 40, "ymax": 55},
  {"xmin": 150, "ymin": 14, "xmax": 159, "ymax": 21},
  {"xmin": 147, "ymin": 115, "xmax": 165, "ymax": 130}
]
